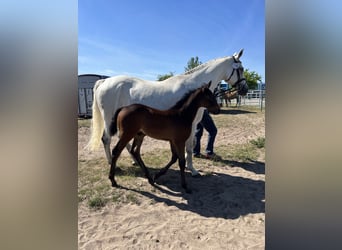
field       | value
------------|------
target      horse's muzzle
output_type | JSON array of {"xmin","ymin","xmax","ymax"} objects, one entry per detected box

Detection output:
[{"xmin": 238, "ymin": 82, "xmax": 249, "ymax": 96}]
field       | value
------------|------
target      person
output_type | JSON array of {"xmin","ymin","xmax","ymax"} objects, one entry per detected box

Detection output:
[{"xmin": 193, "ymin": 109, "xmax": 219, "ymax": 159}]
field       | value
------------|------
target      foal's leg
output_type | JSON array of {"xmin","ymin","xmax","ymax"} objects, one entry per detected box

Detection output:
[
  {"xmin": 125, "ymin": 142, "xmax": 139, "ymax": 165},
  {"xmin": 153, "ymin": 143, "xmax": 178, "ymax": 182},
  {"xmin": 174, "ymin": 142, "xmax": 191, "ymax": 193},
  {"xmin": 130, "ymin": 134, "xmax": 154, "ymax": 185},
  {"xmin": 109, "ymin": 136, "xmax": 131, "ymax": 187}
]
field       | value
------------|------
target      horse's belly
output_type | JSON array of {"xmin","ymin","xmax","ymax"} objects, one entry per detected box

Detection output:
[{"xmin": 140, "ymin": 125, "xmax": 190, "ymax": 143}]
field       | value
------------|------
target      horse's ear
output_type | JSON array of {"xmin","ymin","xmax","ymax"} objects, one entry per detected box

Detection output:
[
  {"xmin": 207, "ymin": 80, "xmax": 212, "ymax": 89},
  {"xmin": 235, "ymin": 49, "xmax": 244, "ymax": 59}
]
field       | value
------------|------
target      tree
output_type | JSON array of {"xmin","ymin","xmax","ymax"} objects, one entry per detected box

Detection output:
[
  {"xmin": 184, "ymin": 56, "xmax": 202, "ymax": 72},
  {"xmin": 157, "ymin": 72, "xmax": 174, "ymax": 81},
  {"xmin": 244, "ymin": 69, "xmax": 262, "ymax": 90}
]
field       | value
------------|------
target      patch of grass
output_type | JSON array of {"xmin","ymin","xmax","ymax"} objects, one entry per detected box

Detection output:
[
  {"xmin": 212, "ymin": 107, "xmax": 261, "ymax": 128},
  {"xmin": 141, "ymin": 148, "xmax": 172, "ymax": 167},
  {"xmin": 111, "ymin": 192, "xmax": 121, "ymax": 203},
  {"xmin": 125, "ymin": 192, "xmax": 140, "ymax": 204},
  {"xmin": 250, "ymin": 137, "xmax": 265, "ymax": 148},
  {"xmin": 216, "ymin": 144, "xmax": 258, "ymax": 162},
  {"xmin": 110, "ymin": 190, "xmax": 141, "ymax": 205},
  {"xmin": 79, "ymin": 157, "xmax": 147, "ymax": 207},
  {"xmin": 88, "ymin": 196, "xmax": 108, "ymax": 209},
  {"xmin": 78, "ymin": 118, "xmax": 91, "ymax": 128}
]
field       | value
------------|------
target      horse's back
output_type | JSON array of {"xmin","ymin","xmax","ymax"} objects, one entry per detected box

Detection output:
[
  {"xmin": 95, "ymin": 75, "xmax": 174, "ymax": 119},
  {"xmin": 94, "ymin": 76, "xmax": 146, "ymax": 121},
  {"xmin": 94, "ymin": 74, "xmax": 210, "ymax": 133}
]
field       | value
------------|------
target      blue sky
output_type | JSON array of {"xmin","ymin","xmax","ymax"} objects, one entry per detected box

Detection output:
[{"xmin": 79, "ymin": 0, "xmax": 265, "ymax": 81}]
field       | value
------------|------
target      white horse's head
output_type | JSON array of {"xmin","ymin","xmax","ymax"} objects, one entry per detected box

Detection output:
[{"xmin": 225, "ymin": 49, "xmax": 248, "ymax": 96}]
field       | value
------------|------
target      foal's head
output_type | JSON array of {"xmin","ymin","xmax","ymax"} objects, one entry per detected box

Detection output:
[{"xmin": 198, "ymin": 81, "xmax": 220, "ymax": 114}]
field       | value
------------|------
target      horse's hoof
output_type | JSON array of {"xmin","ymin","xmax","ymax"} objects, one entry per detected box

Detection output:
[
  {"xmin": 109, "ymin": 178, "xmax": 118, "ymax": 187},
  {"xmin": 148, "ymin": 178, "xmax": 155, "ymax": 186}
]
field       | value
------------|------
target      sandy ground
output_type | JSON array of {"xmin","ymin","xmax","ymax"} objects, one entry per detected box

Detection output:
[{"xmin": 78, "ymin": 108, "xmax": 265, "ymax": 249}]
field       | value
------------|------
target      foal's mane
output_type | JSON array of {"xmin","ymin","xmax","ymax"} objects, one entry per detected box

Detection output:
[{"xmin": 170, "ymin": 87, "xmax": 201, "ymax": 110}]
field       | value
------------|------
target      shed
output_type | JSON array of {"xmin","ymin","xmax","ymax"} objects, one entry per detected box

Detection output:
[{"xmin": 78, "ymin": 74, "xmax": 109, "ymax": 117}]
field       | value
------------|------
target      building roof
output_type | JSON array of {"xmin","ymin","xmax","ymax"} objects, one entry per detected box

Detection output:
[{"xmin": 78, "ymin": 74, "xmax": 109, "ymax": 79}]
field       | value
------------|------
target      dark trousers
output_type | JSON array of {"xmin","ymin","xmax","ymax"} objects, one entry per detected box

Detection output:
[{"xmin": 193, "ymin": 110, "xmax": 217, "ymax": 155}]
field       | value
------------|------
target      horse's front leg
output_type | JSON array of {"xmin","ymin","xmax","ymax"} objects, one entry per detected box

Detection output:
[
  {"xmin": 185, "ymin": 134, "xmax": 200, "ymax": 177},
  {"xmin": 176, "ymin": 147, "xmax": 192, "ymax": 194}
]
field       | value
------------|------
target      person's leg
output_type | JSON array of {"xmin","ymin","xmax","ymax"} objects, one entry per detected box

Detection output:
[
  {"xmin": 201, "ymin": 112, "xmax": 217, "ymax": 156},
  {"xmin": 193, "ymin": 122, "xmax": 203, "ymax": 156}
]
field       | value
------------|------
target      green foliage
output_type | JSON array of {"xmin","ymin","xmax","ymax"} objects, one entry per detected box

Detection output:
[
  {"xmin": 250, "ymin": 137, "xmax": 265, "ymax": 148},
  {"xmin": 157, "ymin": 72, "xmax": 174, "ymax": 81},
  {"xmin": 244, "ymin": 68, "xmax": 262, "ymax": 90},
  {"xmin": 184, "ymin": 56, "xmax": 202, "ymax": 72}
]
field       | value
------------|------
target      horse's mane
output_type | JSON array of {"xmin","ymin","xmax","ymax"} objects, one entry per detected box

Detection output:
[
  {"xmin": 183, "ymin": 63, "xmax": 208, "ymax": 75},
  {"xmin": 170, "ymin": 88, "xmax": 199, "ymax": 110},
  {"xmin": 182, "ymin": 57, "xmax": 228, "ymax": 75}
]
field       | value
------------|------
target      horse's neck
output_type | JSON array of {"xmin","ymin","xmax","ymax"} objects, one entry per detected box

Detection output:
[
  {"xmin": 146, "ymin": 57, "xmax": 231, "ymax": 108},
  {"xmin": 185, "ymin": 57, "xmax": 231, "ymax": 90}
]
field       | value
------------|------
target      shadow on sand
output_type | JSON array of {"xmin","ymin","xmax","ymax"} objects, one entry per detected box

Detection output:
[
  {"xmin": 215, "ymin": 158, "xmax": 265, "ymax": 175},
  {"xmin": 119, "ymin": 162, "xmax": 264, "ymax": 219},
  {"xmin": 219, "ymin": 109, "xmax": 257, "ymax": 115}
]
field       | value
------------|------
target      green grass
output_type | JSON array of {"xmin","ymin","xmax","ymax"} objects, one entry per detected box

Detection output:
[
  {"xmin": 250, "ymin": 137, "xmax": 265, "ymax": 148},
  {"xmin": 228, "ymin": 144, "xmax": 259, "ymax": 161},
  {"xmin": 88, "ymin": 196, "xmax": 108, "ymax": 209},
  {"xmin": 212, "ymin": 106, "xmax": 263, "ymax": 128},
  {"xmin": 78, "ymin": 118, "xmax": 91, "ymax": 128},
  {"xmin": 78, "ymin": 155, "xmax": 159, "ymax": 208}
]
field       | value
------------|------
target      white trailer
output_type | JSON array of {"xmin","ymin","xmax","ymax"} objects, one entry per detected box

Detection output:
[{"xmin": 78, "ymin": 74, "xmax": 109, "ymax": 117}]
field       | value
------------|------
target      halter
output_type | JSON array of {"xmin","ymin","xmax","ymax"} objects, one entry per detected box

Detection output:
[
  {"xmin": 226, "ymin": 57, "xmax": 246, "ymax": 87},
  {"xmin": 214, "ymin": 57, "xmax": 247, "ymax": 98}
]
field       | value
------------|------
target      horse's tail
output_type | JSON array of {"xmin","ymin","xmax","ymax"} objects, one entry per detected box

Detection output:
[
  {"xmin": 86, "ymin": 80, "xmax": 105, "ymax": 150},
  {"xmin": 109, "ymin": 107, "xmax": 123, "ymax": 136}
]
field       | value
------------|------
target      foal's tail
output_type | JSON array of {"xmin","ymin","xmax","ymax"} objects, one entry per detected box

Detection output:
[
  {"xmin": 86, "ymin": 80, "xmax": 105, "ymax": 150},
  {"xmin": 109, "ymin": 107, "xmax": 123, "ymax": 136}
]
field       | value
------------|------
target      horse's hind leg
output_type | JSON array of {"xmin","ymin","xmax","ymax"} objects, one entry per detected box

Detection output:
[
  {"xmin": 102, "ymin": 131, "xmax": 112, "ymax": 164},
  {"xmin": 185, "ymin": 133, "xmax": 200, "ymax": 177},
  {"xmin": 130, "ymin": 134, "xmax": 154, "ymax": 185}
]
